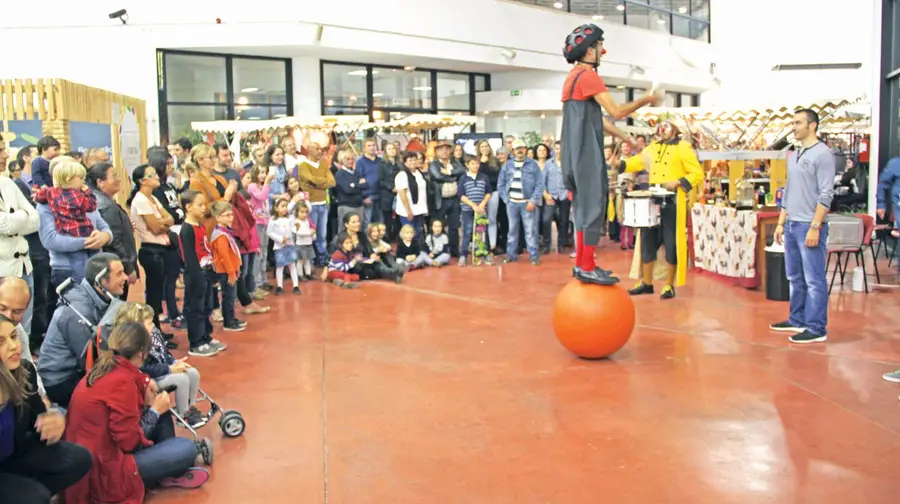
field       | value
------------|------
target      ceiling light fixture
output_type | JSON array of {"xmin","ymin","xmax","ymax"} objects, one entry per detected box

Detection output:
[
  {"xmin": 553, "ymin": 1, "xmax": 563, "ymax": 8},
  {"xmin": 347, "ymin": 70, "xmax": 376, "ymax": 76},
  {"xmin": 326, "ymin": 99, "xmax": 334, "ymax": 106},
  {"xmin": 372, "ymin": 93, "xmax": 384, "ymax": 97},
  {"xmin": 657, "ymin": 18, "xmax": 666, "ymax": 25},
  {"xmin": 241, "ymin": 87, "xmax": 259, "ymax": 93},
  {"xmin": 412, "ymin": 86, "xmax": 432, "ymax": 91},
  {"xmin": 592, "ymin": 14, "xmax": 604, "ymax": 20},
  {"xmin": 404, "ymin": 65, "xmax": 416, "ymax": 72},
  {"xmin": 678, "ymin": 6, "xmax": 688, "ymax": 13},
  {"xmin": 237, "ymin": 97, "xmax": 249, "ymax": 105},
  {"xmin": 616, "ymin": 4, "xmax": 625, "ymax": 11}
]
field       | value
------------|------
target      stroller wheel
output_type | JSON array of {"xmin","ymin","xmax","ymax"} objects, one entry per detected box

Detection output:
[
  {"xmin": 219, "ymin": 410, "xmax": 246, "ymax": 438},
  {"xmin": 199, "ymin": 438, "xmax": 214, "ymax": 465}
]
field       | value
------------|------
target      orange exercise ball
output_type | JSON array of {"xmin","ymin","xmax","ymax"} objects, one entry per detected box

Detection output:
[{"xmin": 551, "ymin": 278, "xmax": 636, "ymax": 359}]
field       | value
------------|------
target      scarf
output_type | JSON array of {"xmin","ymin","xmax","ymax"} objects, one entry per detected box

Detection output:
[{"xmin": 403, "ymin": 168, "xmax": 419, "ymax": 205}]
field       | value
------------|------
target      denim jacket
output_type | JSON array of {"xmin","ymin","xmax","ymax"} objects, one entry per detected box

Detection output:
[
  {"xmin": 497, "ymin": 158, "xmax": 544, "ymax": 206},
  {"xmin": 541, "ymin": 160, "xmax": 567, "ymax": 201},
  {"xmin": 877, "ymin": 157, "xmax": 900, "ymax": 220}
]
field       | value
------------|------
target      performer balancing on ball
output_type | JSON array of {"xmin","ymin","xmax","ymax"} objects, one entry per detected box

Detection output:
[
  {"xmin": 561, "ymin": 23, "xmax": 660, "ymax": 286},
  {"xmin": 623, "ymin": 118, "xmax": 704, "ymax": 299}
]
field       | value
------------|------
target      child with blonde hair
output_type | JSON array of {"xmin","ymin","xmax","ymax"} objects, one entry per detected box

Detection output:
[
  {"xmin": 292, "ymin": 202, "xmax": 316, "ymax": 281},
  {"xmin": 115, "ymin": 302, "xmax": 205, "ymax": 427},
  {"xmin": 33, "ymin": 159, "xmax": 98, "ymax": 238},
  {"xmin": 396, "ymin": 224, "xmax": 427, "ymax": 270}
]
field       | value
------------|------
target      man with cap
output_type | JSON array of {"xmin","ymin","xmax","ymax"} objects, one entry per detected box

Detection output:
[
  {"xmin": 428, "ymin": 140, "xmax": 465, "ymax": 257},
  {"xmin": 561, "ymin": 23, "xmax": 659, "ymax": 285},
  {"xmin": 497, "ymin": 139, "xmax": 544, "ymax": 264}
]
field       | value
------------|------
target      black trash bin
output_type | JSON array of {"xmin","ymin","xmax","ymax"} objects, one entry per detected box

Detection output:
[{"xmin": 766, "ymin": 249, "xmax": 790, "ymax": 301}]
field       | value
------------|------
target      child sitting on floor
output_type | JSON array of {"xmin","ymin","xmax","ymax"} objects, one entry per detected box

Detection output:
[
  {"xmin": 396, "ymin": 224, "xmax": 426, "ymax": 270},
  {"xmin": 327, "ymin": 232, "xmax": 361, "ymax": 289},
  {"xmin": 33, "ymin": 159, "xmax": 98, "ymax": 238},
  {"xmin": 367, "ymin": 224, "xmax": 397, "ymax": 268},
  {"xmin": 423, "ymin": 219, "xmax": 451, "ymax": 267},
  {"xmin": 115, "ymin": 301, "xmax": 205, "ymax": 427}
]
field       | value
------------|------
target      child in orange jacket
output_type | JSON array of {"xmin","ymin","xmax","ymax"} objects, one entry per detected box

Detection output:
[{"xmin": 209, "ymin": 201, "xmax": 246, "ymax": 332}]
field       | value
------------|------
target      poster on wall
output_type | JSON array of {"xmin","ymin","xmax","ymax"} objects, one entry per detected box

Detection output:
[
  {"xmin": 0, "ymin": 120, "xmax": 44, "ymax": 160},
  {"xmin": 69, "ymin": 121, "xmax": 112, "ymax": 157},
  {"xmin": 117, "ymin": 106, "xmax": 141, "ymax": 179}
]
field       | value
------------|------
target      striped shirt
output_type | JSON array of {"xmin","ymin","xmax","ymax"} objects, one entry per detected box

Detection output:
[
  {"xmin": 459, "ymin": 172, "xmax": 490, "ymax": 212},
  {"xmin": 509, "ymin": 162, "xmax": 526, "ymax": 203}
]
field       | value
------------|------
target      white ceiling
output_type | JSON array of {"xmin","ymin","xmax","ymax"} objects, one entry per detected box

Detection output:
[{"xmin": 176, "ymin": 45, "xmax": 516, "ymax": 74}]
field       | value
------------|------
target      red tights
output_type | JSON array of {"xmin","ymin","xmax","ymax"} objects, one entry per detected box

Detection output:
[{"xmin": 574, "ymin": 230, "xmax": 597, "ymax": 271}]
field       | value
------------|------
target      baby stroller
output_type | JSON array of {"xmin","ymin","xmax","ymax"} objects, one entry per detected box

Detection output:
[{"xmin": 57, "ymin": 276, "xmax": 246, "ymax": 467}]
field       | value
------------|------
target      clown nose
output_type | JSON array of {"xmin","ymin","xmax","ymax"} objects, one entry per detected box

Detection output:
[{"xmin": 602, "ymin": 49, "xmax": 607, "ymax": 55}]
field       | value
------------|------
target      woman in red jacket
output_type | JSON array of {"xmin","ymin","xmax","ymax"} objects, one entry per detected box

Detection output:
[{"xmin": 63, "ymin": 322, "xmax": 208, "ymax": 504}]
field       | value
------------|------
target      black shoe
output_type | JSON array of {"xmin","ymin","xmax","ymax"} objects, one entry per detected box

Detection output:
[
  {"xmin": 275, "ymin": 287, "xmax": 283, "ymax": 296},
  {"xmin": 166, "ymin": 341, "xmax": 178, "ymax": 350},
  {"xmin": 660, "ymin": 285, "xmax": 676, "ymax": 300},
  {"xmin": 293, "ymin": 286, "xmax": 301, "ymax": 295},
  {"xmin": 789, "ymin": 330, "xmax": 827, "ymax": 344},
  {"xmin": 531, "ymin": 258, "xmax": 541, "ymax": 266},
  {"xmin": 574, "ymin": 267, "xmax": 620, "ymax": 285},
  {"xmin": 573, "ymin": 266, "xmax": 612, "ymax": 277},
  {"xmin": 628, "ymin": 283, "xmax": 654, "ymax": 296},
  {"xmin": 161, "ymin": 331, "xmax": 175, "ymax": 341},
  {"xmin": 769, "ymin": 321, "xmax": 804, "ymax": 333}
]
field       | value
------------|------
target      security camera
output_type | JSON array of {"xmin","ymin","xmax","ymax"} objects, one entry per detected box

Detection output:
[{"xmin": 109, "ymin": 9, "xmax": 128, "ymax": 25}]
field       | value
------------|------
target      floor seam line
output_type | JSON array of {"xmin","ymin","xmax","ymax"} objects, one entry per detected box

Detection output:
[{"xmin": 322, "ymin": 290, "xmax": 329, "ymax": 504}]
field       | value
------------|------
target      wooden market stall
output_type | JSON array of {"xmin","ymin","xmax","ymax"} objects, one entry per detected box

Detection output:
[
  {"xmin": 629, "ymin": 99, "xmax": 870, "ymax": 291},
  {"xmin": 0, "ymin": 78, "xmax": 147, "ymax": 203}
]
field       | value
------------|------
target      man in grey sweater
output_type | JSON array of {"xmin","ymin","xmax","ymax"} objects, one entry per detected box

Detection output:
[{"xmin": 770, "ymin": 109, "xmax": 835, "ymax": 344}]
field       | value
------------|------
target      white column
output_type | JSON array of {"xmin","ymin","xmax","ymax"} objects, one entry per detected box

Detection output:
[
  {"xmin": 868, "ymin": 0, "xmax": 883, "ymax": 216},
  {"xmin": 291, "ymin": 56, "xmax": 321, "ymax": 117}
]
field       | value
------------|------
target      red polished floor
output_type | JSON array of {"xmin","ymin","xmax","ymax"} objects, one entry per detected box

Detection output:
[{"xmin": 145, "ymin": 248, "xmax": 900, "ymax": 504}]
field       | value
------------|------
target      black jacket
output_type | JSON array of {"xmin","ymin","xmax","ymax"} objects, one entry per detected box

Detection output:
[
  {"xmin": 92, "ymin": 188, "xmax": 138, "ymax": 276},
  {"xmin": 333, "ymin": 167, "xmax": 367, "ymax": 208},
  {"xmin": 11, "ymin": 360, "xmax": 48, "ymax": 455},
  {"xmin": 378, "ymin": 160, "xmax": 401, "ymax": 206}
]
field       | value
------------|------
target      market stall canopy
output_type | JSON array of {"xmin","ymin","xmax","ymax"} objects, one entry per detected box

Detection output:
[
  {"xmin": 633, "ymin": 98, "xmax": 866, "ymax": 124},
  {"xmin": 191, "ymin": 115, "xmax": 372, "ymax": 134},
  {"xmin": 377, "ymin": 113, "xmax": 478, "ymax": 130}
]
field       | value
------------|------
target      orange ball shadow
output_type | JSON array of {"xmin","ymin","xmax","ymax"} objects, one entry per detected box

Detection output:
[{"xmin": 551, "ymin": 278, "xmax": 636, "ymax": 359}]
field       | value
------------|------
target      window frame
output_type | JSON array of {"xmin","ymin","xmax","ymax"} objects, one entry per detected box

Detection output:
[
  {"xmin": 319, "ymin": 59, "xmax": 491, "ymax": 132},
  {"xmin": 157, "ymin": 49, "xmax": 293, "ymax": 143}
]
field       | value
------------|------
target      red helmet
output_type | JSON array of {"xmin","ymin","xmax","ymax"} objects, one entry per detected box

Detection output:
[{"xmin": 563, "ymin": 24, "xmax": 605, "ymax": 64}]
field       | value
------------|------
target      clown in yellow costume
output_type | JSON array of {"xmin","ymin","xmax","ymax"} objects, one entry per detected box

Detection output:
[{"xmin": 623, "ymin": 121, "xmax": 704, "ymax": 299}]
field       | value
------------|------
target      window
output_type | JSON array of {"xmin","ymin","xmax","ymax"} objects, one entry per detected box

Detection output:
[
  {"xmin": 158, "ymin": 50, "xmax": 291, "ymax": 143},
  {"xmin": 626, "ymin": 3, "xmax": 671, "ymax": 33},
  {"xmin": 322, "ymin": 63, "xmax": 368, "ymax": 108},
  {"xmin": 165, "ymin": 54, "xmax": 227, "ymax": 104},
  {"xmin": 232, "ymin": 58, "xmax": 288, "ymax": 106},
  {"xmin": 372, "ymin": 68, "xmax": 432, "ymax": 109},
  {"xmin": 320, "ymin": 61, "xmax": 489, "ymax": 121},
  {"xmin": 665, "ymin": 92, "xmax": 679, "ymax": 107},
  {"xmin": 437, "ymin": 73, "xmax": 469, "ymax": 110},
  {"xmin": 167, "ymin": 105, "xmax": 228, "ymax": 140},
  {"xmin": 506, "ymin": 0, "xmax": 708, "ymax": 40}
]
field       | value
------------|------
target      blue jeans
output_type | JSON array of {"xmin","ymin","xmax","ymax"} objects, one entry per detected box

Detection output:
[
  {"xmin": 506, "ymin": 201, "xmax": 538, "ymax": 261},
  {"xmin": 241, "ymin": 253, "xmax": 256, "ymax": 294},
  {"xmin": 22, "ymin": 273, "xmax": 34, "ymax": 337},
  {"xmin": 784, "ymin": 221, "xmax": 830, "ymax": 336},
  {"xmin": 216, "ymin": 273, "xmax": 238, "ymax": 326},
  {"xmin": 399, "ymin": 215, "xmax": 425, "ymax": 239},
  {"xmin": 134, "ymin": 413, "xmax": 196, "ymax": 485},
  {"xmin": 309, "ymin": 203, "xmax": 328, "ymax": 264}
]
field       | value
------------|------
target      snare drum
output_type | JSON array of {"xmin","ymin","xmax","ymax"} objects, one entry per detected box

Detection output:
[{"xmin": 623, "ymin": 193, "xmax": 661, "ymax": 228}]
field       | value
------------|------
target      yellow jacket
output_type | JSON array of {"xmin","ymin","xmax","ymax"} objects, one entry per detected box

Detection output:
[{"xmin": 624, "ymin": 140, "xmax": 704, "ymax": 286}]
